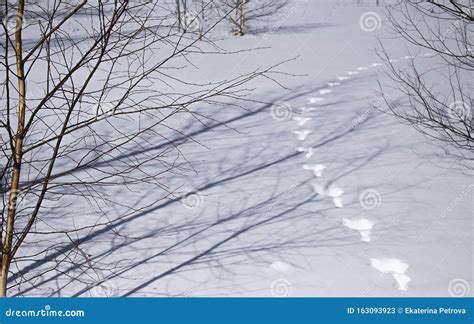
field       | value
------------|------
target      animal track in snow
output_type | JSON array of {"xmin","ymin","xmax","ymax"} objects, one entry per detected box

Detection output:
[
  {"xmin": 347, "ymin": 71, "xmax": 359, "ymax": 75},
  {"xmin": 292, "ymin": 130, "xmax": 312, "ymax": 140},
  {"xmin": 403, "ymin": 55, "xmax": 414, "ymax": 60},
  {"xmin": 370, "ymin": 258, "xmax": 409, "ymax": 274},
  {"xmin": 303, "ymin": 164, "xmax": 326, "ymax": 177},
  {"xmin": 308, "ymin": 97, "xmax": 324, "ymax": 104},
  {"xmin": 293, "ymin": 116, "xmax": 312, "ymax": 126},
  {"xmin": 327, "ymin": 82, "xmax": 340, "ymax": 87},
  {"xmin": 370, "ymin": 258, "xmax": 411, "ymax": 291},
  {"xmin": 389, "ymin": 59, "xmax": 398, "ymax": 63},
  {"xmin": 371, "ymin": 63, "xmax": 382, "ymax": 67},
  {"xmin": 342, "ymin": 218, "xmax": 374, "ymax": 242},
  {"xmin": 311, "ymin": 184, "xmax": 344, "ymax": 207},
  {"xmin": 312, "ymin": 183, "xmax": 325, "ymax": 195},
  {"xmin": 357, "ymin": 67, "xmax": 368, "ymax": 71},
  {"xmin": 392, "ymin": 273, "xmax": 411, "ymax": 291},
  {"xmin": 327, "ymin": 186, "xmax": 344, "ymax": 208},
  {"xmin": 270, "ymin": 261, "xmax": 293, "ymax": 274},
  {"xmin": 337, "ymin": 76, "xmax": 349, "ymax": 80},
  {"xmin": 319, "ymin": 89, "xmax": 332, "ymax": 95},
  {"xmin": 300, "ymin": 107, "xmax": 316, "ymax": 112},
  {"xmin": 296, "ymin": 147, "xmax": 315, "ymax": 159}
]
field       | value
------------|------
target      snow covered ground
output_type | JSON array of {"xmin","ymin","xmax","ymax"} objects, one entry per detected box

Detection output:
[{"xmin": 12, "ymin": 0, "xmax": 472, "ymax": 297}]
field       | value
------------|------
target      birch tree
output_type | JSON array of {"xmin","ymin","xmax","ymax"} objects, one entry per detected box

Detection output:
[{"xmin": 218, "ymin": 0, "xmax": 288, "ymax": 36}]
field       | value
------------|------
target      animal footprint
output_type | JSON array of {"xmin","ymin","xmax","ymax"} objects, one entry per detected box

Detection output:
[
  {"xmin": 327, "ymin": 82, "xmax": 340, "ymax": 87},
  {"xmin": 308, "ymin": 97, "xmax": 324, "ymax": 104},
  {"xmin": 371, "ymin": 63, "xmax": 382, "ymax": 67},
  {"xmin": 357, "ymin": 67, "xmax": 368, "ymax": 71},
  {"xmin": 392, "ymin": 273, "xmax": 411, "ymax": 291},
  {"xmin": 303, "ymin": 164, "xmax": 326, "ymax": 177},
  {"xmin": 292, "ymin": 130, "xmax": 312, "ymax": 141},
  {"xmin": 296, "ymin": 147, "xmax": 315, "ymax": 159},
  {"xmin": 342, "ymin": 218, "xmax": 374, "ymax": 242},
  {"xmin": 311, "ymin": 184, "xmax": 344, "ymax": 207},
  {"xmin": 270, "ymin": 261, "xmax": 293, "ymax": 274},
  {"xmin": 337, "ymin": 76, "xmax": 349, "ymax": 80},
  {"xmin": 347, "ymin": 71, "xmax": 359, "ymax": 75},
  {"xmin": 293, "ymin": 116, "xmax": 312, "ymax": 126},
  {"xmin": 327, "ymin": 186, "xmax": 344, "ymax": 208},
  {"xmin": 370, "ymin": 258, "xmax": 411, "ymax": 291},
  {"xmin": 319, "ymin": 89, "xmax": 332, "ymax": 95}
]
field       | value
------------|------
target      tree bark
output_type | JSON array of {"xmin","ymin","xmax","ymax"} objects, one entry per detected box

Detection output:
[
  {"xmin": 239, "ymin": 0, "xmax": 246, "ymax": 36},
  {"xmin": 176, "ymin": 0, "xmax": 182, "ymax": 31},
  {"xmin": 0, "ymin": 0, "xmax": 26, "ymax": 297}
]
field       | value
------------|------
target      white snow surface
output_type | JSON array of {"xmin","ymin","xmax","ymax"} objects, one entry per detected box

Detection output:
[
  {"xmin": 370, "ymin": 258, "xmax": 409, "ymax": 274},
  {"xmin": 13, "ymin": 0, "xmax": 473, "ymax": 298}
]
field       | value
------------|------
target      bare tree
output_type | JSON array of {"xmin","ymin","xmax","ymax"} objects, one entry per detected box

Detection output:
[
  {"xmin": 0, "ymin": 0, "xmax": 286, "ymax": 296},
  {"xmin": 380, "ymin": 0, "xmax": 473, "ymax": 159},
  {"xmin": 217, "ymin": 0, "xmax": 288, "ymax": 36}
]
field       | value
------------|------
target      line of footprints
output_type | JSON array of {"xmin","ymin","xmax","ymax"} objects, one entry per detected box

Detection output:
[{"xmin": 287, "ymin": 54, "xmax": 435, "ymax": 292}]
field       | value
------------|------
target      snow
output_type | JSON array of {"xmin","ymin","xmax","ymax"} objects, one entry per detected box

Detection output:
[
  {"xmin": 342, "ymin": 218, "xmax": 374, "ymax": 242},
  {"xmin": 370, "ymin": 258, "xmax": 409, "ymax": 275},
  {"xmin": 302, "ymin": 164, "xmax": 327, "ymax": 177},
  {"xmin": 12, "ymin": 0, "xmax": 472, "ymax": 298},
  {"xmin": 270, "ymin": 261, "xmax": 293, "ymax": 274},
  {"xmin": 392, "ymin": 273, "xmax": 412, "ymax": 291},
  {"xmin": 319, "ymin": 89, "xmax": 332, "ymax": 95},
  {"xmin": 296, "ymin": 147, "xmax": 315, "ymax": 159},
  {"xmin": 308, "ymin": 97, "xmax": 324, "ymax": 104},
  {"xmin": 292, "ymin": 130, "xmax": 312, "ymax": 140},
  {"xmin": 370, "ymin": 258, "xmax": 411, "ymax": 291},
  {"xmin": 293, "ymin": 116, "xmax": 312, "ymax": 126}
]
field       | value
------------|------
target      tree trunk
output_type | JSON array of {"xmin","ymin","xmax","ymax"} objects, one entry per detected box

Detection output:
[
  {"xmin": 0, "ymin": 0, "xmax": 26, "ymax": 297},
  {"xmin": 239, "ymin": 0, "xmax": 246, "ymax": 36},
  {"xmin": 176, "ymin": 0, "xmax": 182, "ymax": 31},
  {"xmin": 232, "ymin": 0, "xmax": 239, "ymax": 35}
]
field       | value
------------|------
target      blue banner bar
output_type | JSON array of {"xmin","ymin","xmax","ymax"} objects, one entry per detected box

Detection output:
[{"xmin": 1, "ymin": 298, "xmax": 472, "ymax": 323}]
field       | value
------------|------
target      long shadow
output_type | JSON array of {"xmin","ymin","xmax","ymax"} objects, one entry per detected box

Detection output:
[
  {"xmin": 249, "ymin": 22, "xmax": 336, "ymax": 36},
  {"xmin": 10, "ymin": 77, "xmax": 389, "ymax": 296}
]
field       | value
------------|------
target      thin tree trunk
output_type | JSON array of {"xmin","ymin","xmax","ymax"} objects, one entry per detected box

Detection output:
[
  {"xmin": 182, "ymin": 0, "xmax": 187, "ymax": 31},
  {"xmin": 1, "ymin": 0, "xmax": 26, "ymax": 297},
  {"xmin": 239, "ymin": 0, "xmax": 246, "ymax": 36},
  {"xmin": 176, "ymin": 0, "xmax": 182, "ymax": 31},
  {"xmin": 199, "ymin": 0, "xmax": 205, "ymax": 40},
  {"xmin": 232, "ymin": 0, "xmax": 239, "ymax": 35}
]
